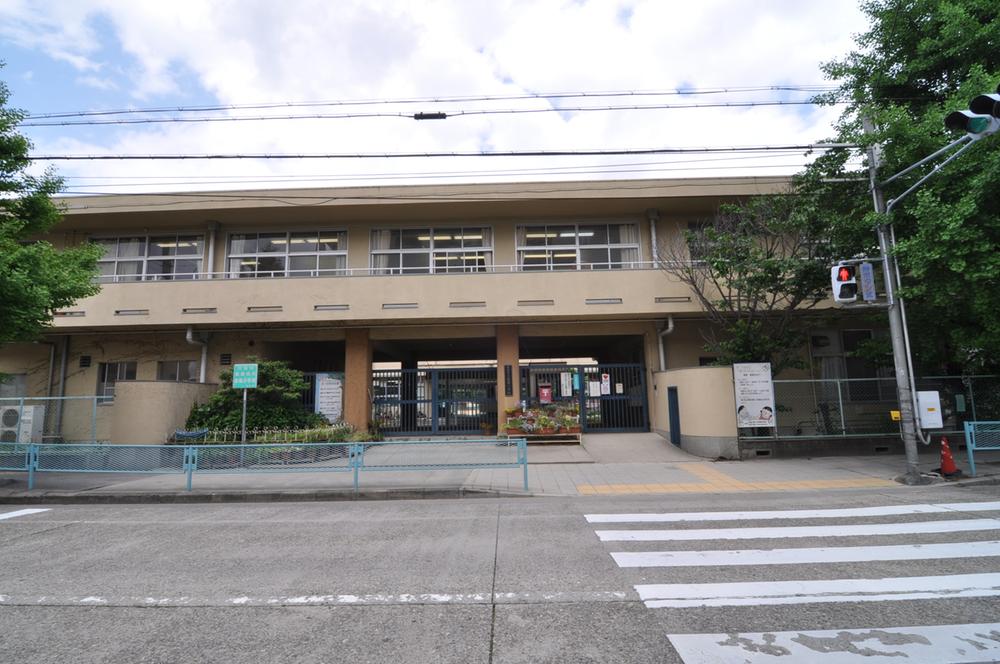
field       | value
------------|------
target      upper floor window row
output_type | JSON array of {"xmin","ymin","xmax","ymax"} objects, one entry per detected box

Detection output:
[
  {"xmin": 227, "ymin": 231, "xmax": 347, "ymax": 278},
  {"xmin": 516, "ymin": 223, "xmax": 641, "ymax": 271},
  {"xmin": 370, "ymin": 228, "xmax": 493, "ymax": 274},
  {"xmin": 95, "ymin": 235, "xmax": 204, "ymax": 282}
]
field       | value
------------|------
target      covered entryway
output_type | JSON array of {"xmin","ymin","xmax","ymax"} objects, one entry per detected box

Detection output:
[
  {"xmin": 520, "ymin": 363, "xmax": 648, "ymax": 432},
  {"xmin": 372, "ymin": 366, "xmax": 497, "ymax": 435}
]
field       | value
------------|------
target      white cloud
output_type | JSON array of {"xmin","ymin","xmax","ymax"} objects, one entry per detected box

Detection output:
[{"xmin": 4, "ymin": 0, "xmax": 870, "ymax": 192}]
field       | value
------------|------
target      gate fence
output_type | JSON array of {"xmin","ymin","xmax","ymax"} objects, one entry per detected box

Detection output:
[
  {"xmin": 741, "ymin": 375, "xmax": 1000, "ymax": 440},
  {"xmin": 0, "ymin": 438, "xmax": 528, "ymax": 492},
  {"xmin": 372, "ymin": 367, "xmax": 497, "ymax": 436},
  {"xmin": 0, "ymin": 396, "xmax": 104, "ymax": 444},
  {"xmin": 520, "ymin": 363, "xmax": 648, "ymax": 432}
]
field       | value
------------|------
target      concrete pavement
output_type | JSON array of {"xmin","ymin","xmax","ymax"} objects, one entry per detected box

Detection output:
[{"xmin": 0, "ymin": 433, "xmax": 997, "ymax": 502}]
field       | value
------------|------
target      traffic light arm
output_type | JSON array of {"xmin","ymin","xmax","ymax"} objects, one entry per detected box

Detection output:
[{"xmin": 884, "ymin": 138, "xmax": 980, "ymax": 213}]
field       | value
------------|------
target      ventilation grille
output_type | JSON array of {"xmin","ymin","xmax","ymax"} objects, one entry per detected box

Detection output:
[
  {"xmin": 449, "ymin": 301, "xmax": 486, "ymax": 308},
  {"xmin": 655, "ymin": 296, "xmax": 692, "ymax": 303},
  {"xmin": 517, "ymin": 299, "xmax": 554, "ymax": 307},
  {"xmin": 585, "ymin": 298, "xmax": 623, "ymax": 305},
  {"xmin": 114, "ymin": 309, "xmax": 149, "ymax": 316},
  {"xmin": 182, "ymin": 307, "xmax": 217, "ymax": 315},
  {"xmin": 382, "ymin": 303, "xmax": 418, "ymax": 310},
  {"xmin": 54, "ymin": 310, "xmax": 85, "ymax": 318},
  {"xmin": 79, "ymin": 355, "xmax": 92, "ymax": 368},
  {"xmin": 220, "ymin": 353, "xmax": 233, "ymax": 366},
  {"xmin": 314, "ymin": 304, "xmax": 349, "ymax": 311},
  {"xmin": 247, "ymin": 305, "xmax": 282, "ymax": 313}
]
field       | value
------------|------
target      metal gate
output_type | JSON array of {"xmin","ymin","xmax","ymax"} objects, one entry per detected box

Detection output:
[
  {"xmin": 520, "ymin": 363, "xmax": 648, "ymax": 432},
  {"xmin": 372, "ymin": 367, "xmax": 497, "ymax": 435}
]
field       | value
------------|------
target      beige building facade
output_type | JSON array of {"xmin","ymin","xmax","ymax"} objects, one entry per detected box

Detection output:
[{"xmin": 1, "ymin": 177, "xmax": 876, "ymax": 457}]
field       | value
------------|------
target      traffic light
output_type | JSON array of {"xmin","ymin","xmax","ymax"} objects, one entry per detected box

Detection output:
[
  {"xmin": 831, "ymin": 263, "xmax": 857, "ymax": 304},
  {"xmin": 944, "ymin": 84, "xmax": 1000, "ymax": 138}
]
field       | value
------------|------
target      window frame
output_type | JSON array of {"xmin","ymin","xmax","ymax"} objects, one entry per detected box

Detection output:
[
  {"xmin": 369, "ymin": 226, "xmax": 494, "ymax": 275},
  {"xmin": 515, "ymin": 222, "xmax": 642, "ymax": 271},
  {"xmin": 225, "ymin": 229, "xmax": 349, "ymax": 279},
  {"xmin": 96, "ymin": 361, "xmax": 138, "ymax": 403},
  {"xmin": 93, "ymin": 234, "xmax": 205, "ymax": 283},
  {"xmin": 156, "ymin": 360, "xmax": 199, "ymax": 383}
]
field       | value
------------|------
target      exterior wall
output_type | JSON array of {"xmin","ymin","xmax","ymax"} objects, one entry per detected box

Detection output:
[
  {"xmin": 110, "ymin": 380, "xmax": 217, "ymax": 444},
  {"xmin": 0, "ymin": 342, "xmax": 54, "ymax": 397},
  {"xmin": 653, "ymin": 366, "xmax": 739, "ymax": 459}
]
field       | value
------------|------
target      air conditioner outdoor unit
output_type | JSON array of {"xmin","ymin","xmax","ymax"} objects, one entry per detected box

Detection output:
[{"xmin": 0, "ymin": 405, "xmax": 46, "ymax": 443}]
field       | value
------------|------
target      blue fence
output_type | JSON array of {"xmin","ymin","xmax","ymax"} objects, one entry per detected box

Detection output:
[
  {"xmin": 0, "ymin": 438, "xmax": 529, "ymax": 493},
  {"xmin": 963, "ymin": 421, "xmax": 1000, "ymax": 477}
]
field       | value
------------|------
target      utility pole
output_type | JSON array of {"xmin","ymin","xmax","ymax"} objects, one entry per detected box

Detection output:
[
  {"xmin": 863, "ymin": 117, "xmax": 925, "ymax": 485},
  {"xmin": 859, "ymin": 85, "xmax": 999, "ymax": 483}
]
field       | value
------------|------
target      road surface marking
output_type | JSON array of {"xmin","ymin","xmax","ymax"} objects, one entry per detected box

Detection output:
[
  {"xmin": 636, "ymin": 572, "xmax": 1000, "ymax": 608},
  {"xmin": 0, "ymin": 508, "xmax": 50, "ymax": 521},
  {"xmin": 576, "ymin": 477, "xmax": 895, "ymax": 494},
  {"xmin": 0, "ymin": 590, "xmax": 633, "ymax": 607},
  {"xmin": 585, "ymin": 500, "xmax": 1000, "ymax": 523},
  {"xmin": 667, "ymin": 622, "xmax": 1000, "ymax": 663},
  {"xmin": 596, "ymin": 517, "xmax": 1000, "ymax": 541},
  {"xmin": 610, "ymin": 539, "xmax": 1000, "ymax": 567}
]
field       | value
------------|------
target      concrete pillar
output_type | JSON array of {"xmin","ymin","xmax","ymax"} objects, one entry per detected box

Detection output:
[
  {"xmin": 496, "ymin": 324, "xmax": 520, "ymax": 430},
  {"xmin": 344, "ymin": 328, "xmax": 372, "ymax": 431}
]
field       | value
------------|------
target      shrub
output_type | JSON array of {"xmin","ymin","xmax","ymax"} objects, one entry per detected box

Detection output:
[{"xmin": 185, "ymin": 358, "xmax": 328, "ymax": 431}]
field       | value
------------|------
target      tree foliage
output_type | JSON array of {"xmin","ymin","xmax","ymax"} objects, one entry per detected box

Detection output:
[
  {"xmin": 808, "ymin": 0, "xmax": 1000, "ymax": 373},
  {"xmin": 185, "ymin": 359, "xmax": 328, "ymax": 431},
  {"xmin": 0, "ymin": 70, "xmax": 101, "ymax": 344},
  {"xmin": 658, "ymin": 196, "xmax": 838, "ymax": 373}
]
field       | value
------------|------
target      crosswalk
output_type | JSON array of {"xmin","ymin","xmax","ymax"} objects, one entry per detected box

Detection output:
[{"xmin": 585, "ymin": 500, "xmax": 1000, "ymax": 663}]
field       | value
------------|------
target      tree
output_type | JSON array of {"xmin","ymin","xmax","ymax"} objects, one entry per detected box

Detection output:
[
  {"xmin": 0, "ymin": 70, "xmax": 101, "ymax": 345},
  {"xmin": 657, "ymin": 195, "xmax": 843, "ymax": 373},
  {"xmin": 185, "ymin": 359, "xmax": 328, "ymax": 431},
  {"xmin": 807, "ymin": 0, "xmax": 1000, "ymax": 373}
]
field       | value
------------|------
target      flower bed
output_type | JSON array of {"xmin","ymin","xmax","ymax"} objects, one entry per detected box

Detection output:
[{"xmin": 504, "ymin": 404, "xmax": 581, "ymax": 435}]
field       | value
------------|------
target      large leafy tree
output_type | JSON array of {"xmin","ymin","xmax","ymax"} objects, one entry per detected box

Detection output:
[
  {"xmin": 1, "ymin": 72, "xmax": 101, "ymax": 345},
  {"xmin": 809, "ymin": 0, "xmax": 1000, "ymax": 373}
]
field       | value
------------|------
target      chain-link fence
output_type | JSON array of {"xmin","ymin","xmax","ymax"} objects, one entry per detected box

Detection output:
[{"xmin": 740, "ymin": 376, "xmax": 999, "ymax": 440}]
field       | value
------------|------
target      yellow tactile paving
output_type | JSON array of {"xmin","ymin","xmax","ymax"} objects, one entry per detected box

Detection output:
[{"xmin": 573, "ymin": 463, "xmax": 898, "ymax": 495}]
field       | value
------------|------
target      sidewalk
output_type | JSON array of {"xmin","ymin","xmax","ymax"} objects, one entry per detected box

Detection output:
[{"xmin": 1, "ymin": 434, "xmax": 997, "ymax": 503}]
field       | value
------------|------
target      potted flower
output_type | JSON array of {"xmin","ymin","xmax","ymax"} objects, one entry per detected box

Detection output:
[
  {"xmin": 519, "ymin": 420, "xmax": 537, "ymax": 435},
  {"xmin": 505, "ymin": 417, "xmax": 523, "ymax": 435},
  {"xmin": 536, "ymin": 415, "xmax": 556, "ymax": 435},
  {"xmin": 504, "ymin": 406, "xmax": 523, "ymax": 418},
  {"xmin": 558, "ymin": 414, "xmax": 580, "ymax": 433}
]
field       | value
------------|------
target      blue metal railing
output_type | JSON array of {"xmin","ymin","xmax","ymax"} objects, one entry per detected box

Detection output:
[
  {"xmin": 963, "ymin": 421, "xmax": 1000, "ymax": 477},
  {"xmin": 0, "ymin": 438, "xmax": 528, "ymax": 493}
]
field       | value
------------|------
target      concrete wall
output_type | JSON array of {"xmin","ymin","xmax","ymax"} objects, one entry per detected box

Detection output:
[
  {"xmin": 653, "ymin": 366, "xmax": 739, "ymax": 459},
  {"xmin": 110, "ymin": 380, "xmax": 218, "ymax": 444}
]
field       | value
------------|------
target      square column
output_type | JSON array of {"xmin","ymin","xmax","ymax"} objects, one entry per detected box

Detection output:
[
  {"xmin": 496, "ymin": 324, "xmax": 520, "ymax": 430},
  {"xmin": 344, "ymin": 328, "xmax": 372, "ymax": 431}
]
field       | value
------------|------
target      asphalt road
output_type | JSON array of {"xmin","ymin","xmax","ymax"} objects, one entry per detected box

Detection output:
[{"xmin": 1, "ymin": 484, "xmax": 999, "ymax": 663}]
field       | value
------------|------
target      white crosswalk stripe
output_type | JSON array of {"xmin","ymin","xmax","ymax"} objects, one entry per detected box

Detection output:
[
  {"xmin": 586, "ymin": 500, "xmax": 1000, "ymax": 663},
  {"xmin": 0, "ymin": 508, "xmax": 50, "ymax": 521}
]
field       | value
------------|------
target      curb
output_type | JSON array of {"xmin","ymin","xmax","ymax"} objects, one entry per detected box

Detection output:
[{"xmin": 0, "ymin": 487, "xmax": 535, "ymax": 505}]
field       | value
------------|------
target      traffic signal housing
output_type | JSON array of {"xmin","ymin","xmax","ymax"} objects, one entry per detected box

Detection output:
[
  {"xmin": 831, "ymin": 263, "xmax": 857, "ymax": 304},
  {"xmin": 944, "ymin": 84, "xmax": 1000, "ymax": 138}
]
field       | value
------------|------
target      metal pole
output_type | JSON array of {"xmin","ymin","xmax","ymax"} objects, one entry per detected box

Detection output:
[
  {"xmin": 837, "ymin": 380, "xmax": 846, "ymax": 436},
  {"xmin": 91, "ymin": 396, "xmax": 98, "ymax": 443},
  {"xmin": 863, "ymin": 118, "xmax": 926, "ymax": 484},
  {"xmin": 241, "ymin": 388, "xmax": 248, "ymax": 444},
  {"xmin": 520, "ymin": 438, "xmax": 529, "ymax": 491}
]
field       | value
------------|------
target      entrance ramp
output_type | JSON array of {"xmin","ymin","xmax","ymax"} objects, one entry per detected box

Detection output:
[{"xmin": 582, "ymin": 432, "xmax": 702, "ymax": 464}]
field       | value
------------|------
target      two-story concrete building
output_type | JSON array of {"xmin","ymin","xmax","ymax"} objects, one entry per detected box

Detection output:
[{"xmin": 2, "ymin": 176, "xmax": 880, "ymax": 457}]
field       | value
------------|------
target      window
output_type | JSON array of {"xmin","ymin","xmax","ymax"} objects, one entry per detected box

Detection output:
[
  {"xmin": 227, "ymin": 231, "xmax": 347, "ymax": 278},
  {"xmin": 97, "ymin": 361, "xmax": 137, "ymax": 402},
  {"xmin": 157, "ymin": 360, "xmax": 198, "ymax": 383},
  {"xmin": 516, "ymin": 223, "xmax": 640, "ymax": 271},
  {"xmin": 0, "ymin": 374, "xmax": 27, "ymax": 399},
  {"xmin": 370, "ymin": 228, "xmax": 493, "ymax": 275},
  {"xmin": 95, "ymin": 235, "xmax": 204, "ymax": 282}
]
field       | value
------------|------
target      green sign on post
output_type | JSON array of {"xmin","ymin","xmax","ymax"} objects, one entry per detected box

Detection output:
[
  {"xmin": 233, "ymin": 363, "xmax": 259, "ymax": 444},
  {"xmin": 232, "ymin": 363, "xmax": 259, "ymax": 389}
]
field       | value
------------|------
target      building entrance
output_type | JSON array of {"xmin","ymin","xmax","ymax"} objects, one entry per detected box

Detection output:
[
  {"xmin": 520, "ymin": 363, "xmax": 648, "ymax": 432},
  {"xmin": 372, "ymin": 366, "xmax": 497, "ymax": 435}
]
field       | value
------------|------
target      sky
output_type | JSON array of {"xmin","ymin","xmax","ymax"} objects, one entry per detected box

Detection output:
[{"xmin": 0, "ymin": 0, "xmax": 871, "ymax": 194}]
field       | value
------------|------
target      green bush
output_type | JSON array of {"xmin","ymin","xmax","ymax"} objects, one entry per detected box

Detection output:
[{"xmin": 185, "ymin": 359, "xmax": 328, "ymax": 431}]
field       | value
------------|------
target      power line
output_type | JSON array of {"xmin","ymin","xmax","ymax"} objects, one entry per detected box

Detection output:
[
  {"xmin": 26, "ymin": 85, "xmax": 838, "ymax": 119},
  {"xmin": 59, "ymin": 152, "xmax": 820, "ymax": 182},
  {"xmin": 31, "ymin": 144, "xmax": 857, "ymax": 161},
  {"xmin": 22, "ymin": 99, "xmax": 840, "ymax": 127}
]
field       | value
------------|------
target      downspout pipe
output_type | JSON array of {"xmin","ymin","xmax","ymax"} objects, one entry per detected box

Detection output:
[
  {"xmin": 645, "ymin": 208, "xmax": 660, "ymax": 266},
  {"xmin": 185, "ymin": 326, "xmax": 209, "ymax": 384},
  {"xmin": 657, "ymin": 315, "xmax": 675, "ymax": 372},
  {"xmin": 205, "ymin": 221, "xmax": 219, "ymax": 279},
  {"xmin": 55, "ymin": 336, "xmax": 69, "ymax": 437}
]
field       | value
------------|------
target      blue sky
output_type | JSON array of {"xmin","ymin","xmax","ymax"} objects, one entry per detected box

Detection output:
[{"xmin": 0, "ymin": 0, "xmax": 869, "ymax": 193}]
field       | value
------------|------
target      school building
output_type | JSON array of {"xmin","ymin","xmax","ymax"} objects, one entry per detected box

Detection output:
[{"xmin": 0, "ymin": 177, "xmax": 887, "ymax": 458}]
